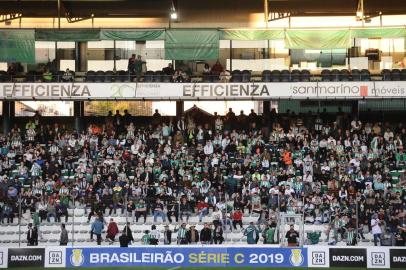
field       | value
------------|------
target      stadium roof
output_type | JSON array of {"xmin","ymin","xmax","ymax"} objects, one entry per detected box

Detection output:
[{"xmin": 0, "ymin": 0, "xmax": 405, "ymax": 19}]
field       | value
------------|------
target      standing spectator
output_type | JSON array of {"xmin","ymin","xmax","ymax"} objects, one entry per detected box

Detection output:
[
  {"xmin": 119, "ymin": 231, "xmax": 130, "ymax": 247},
  {"xmin": 163, "ymin": 225, "xmax": 172, "ymax": 245},
  {"xmin": 60, "ymin": 223, "xmax": 69, "ymax": 246},
  {"xmin": 197, "ymin": 199, "xmax": 209, "ymax": 223},
  {"xmin": 371, "ymin": 213, "xmax": 382, "ymax": 246},
  {"xmin": 27, "ymin": 223, "xmax": 35, "ymax": 246},
  {"xmin": 200, "ymin": 223, "xmax": 213, "ymax": 244},
  {"xmin": 106, "ymin": 218, "xmax": 119, "ymax": 245},
  {"xmin": 127, "ymin": 54, "xmax": 135, "ymax": 76},
  {"xmin": 285, "ymin": 224, "xmax": 299, "ymax": 246},
  {"xmin": 213, "ymin": 224, "xmax": 224, "ymax": 244},
  {"xmin": 186, "ymin": 225, "xmax": 199, "ymax": 244},
  {"xmin": 232, "ymin": 208, "xmax": 243, "ymax": 230},
  {"xmin": 176, "ymin": 223, "xmax": 188, "ymax": 245},
  {"xmin": 150, "ymin": 225, "xmax": 160, "ymax": 245},
  {"xmin": 211, "ymin": 60, "xmax": 223, "ymax": 76},
  {"xmin": 244, "ymin": 222, "xmax": 260, "ymax": 244},
  {"xmin": 91, "ymin": 217, "xmax": 104, "ymax": 245},
  {"xmin": 123, "ymin": 222, "xmax": 134, "ymax": 245},
  {"xmin": 142, "ymin": 230, "xmax": 151, "ymax": 245}
]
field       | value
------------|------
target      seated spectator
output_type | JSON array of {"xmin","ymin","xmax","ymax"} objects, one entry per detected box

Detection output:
[
  {"xmin": 211, "ymin": 60, "xmax": 223, "ymax": 76},
  {"xmin": 219, "ymin": 69, "xmax": 231, "ymax": 83},
  {"xmin": 162, "ymin": 63, "xmax": 175, "ymax": 76},
  {"xmin": 42, "ymin": 69, "xmax": 53, "ymax": 82},
  {"xmin": 153, "ymin": 198, "xmax": 166, "ymax": 222},
  {"xmin": 61, "ymin": 68, "xmax": 73, "ymax": 82}
]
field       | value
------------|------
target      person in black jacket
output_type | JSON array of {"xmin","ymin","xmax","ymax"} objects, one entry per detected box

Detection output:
[
  {"xmin": 200, "ymin": 223, "xmax": 213, "ymax": 244},
  {"xmin": 123, "ymin": 222, "xmax": 134, "ymax": 244},
  {"xmin": 163, "ymin": 225, "xmax": 172, "ymax": 245},
  {"xmin": 186, "ymin": 225, "xmax": 199, "ymax": 244},
  {"xmin": 119, "ymin": 232, "xmax": 130, "ymax": 247}
]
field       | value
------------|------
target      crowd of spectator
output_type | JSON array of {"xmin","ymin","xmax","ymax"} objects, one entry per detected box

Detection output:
[{"xmin": 0, "ymin": 107, "xmax": 405, "ymax": 247}]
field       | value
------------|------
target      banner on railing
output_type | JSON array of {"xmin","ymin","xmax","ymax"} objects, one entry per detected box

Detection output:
[
  {"xmin": 0, "ymin": 81, "xmax": 405, "ymax": 100},
  {"xmin": 65, "ymin": 247, "xmax": 307, "ymax": 268}
]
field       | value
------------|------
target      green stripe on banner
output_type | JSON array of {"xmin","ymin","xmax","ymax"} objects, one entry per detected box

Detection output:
[
  {"xmin": 0, "ymin": 30, "xmax": 35, "ymax": 63},
  {"xmin": 285, "ymin": 29, "xmax": 351, "ymax": 49},
  {"xmin": 100, "ymin": 30, "xmax": 165, "ymax": 40},
  {"xmin": 220, "ymin": 29, "xmax": 284, "ymax": 40},
  {"xmin": 351, "ymin": 27, "xmax": 406, "ymax": 38},
  {"xmin": 35, "ymin": 29, "xmax": 101, "ymax": 41},
  {"xmin": 165, "ymin": 29, "xmax": 219, "ymax": 60}
]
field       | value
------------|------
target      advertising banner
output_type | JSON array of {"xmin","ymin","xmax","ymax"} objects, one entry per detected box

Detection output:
[
  {"xmin": 367, "ymin": 247, "xmax": 390, "ymax": 268},
  {"xmin": 45, "ymin": 247, "xmax": 66, "ymax": 268},
  {"xmin": 307, "ymin": 246, "xmax": 330, "ymax": 268},
  {"xmin": 0, "ymin": 248, "xmax": 8, "ymax": 268},
  {"xmin": 389, "ymin": 248, "xmax": 406, "ymax": 268},
  {"xmin": 8, "ymin": 248, "xmax": 45, "ymax": 268},
  {"xmin": 0, "ymin": 81, "xmax": 405, "ymax": 100},
  {"xmin": 329, "ymin": 248, "xmax": 367, "ymax": 267},
  {"xmin": 66, "ymin": 247, "xmax": 307, "ymax": 268}
]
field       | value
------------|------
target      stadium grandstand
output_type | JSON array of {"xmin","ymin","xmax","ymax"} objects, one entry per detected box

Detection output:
[{"xmin": 0, "ymin": 0, "xmax": 405, "ymax": 269}]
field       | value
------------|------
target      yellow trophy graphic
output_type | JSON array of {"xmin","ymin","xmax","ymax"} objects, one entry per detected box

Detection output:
[
  {"xmin": 70, "ymin": 249, "xmax": 84, "ymax": 267},
  {"xmin": 290, "ymin": 249, "xmax": 304, "ymax": 266}
]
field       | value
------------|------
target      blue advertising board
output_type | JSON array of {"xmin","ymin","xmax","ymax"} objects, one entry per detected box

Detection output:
[{"xmin": 66, "ymin": 246, "xmax": 307, "ymax": 268}]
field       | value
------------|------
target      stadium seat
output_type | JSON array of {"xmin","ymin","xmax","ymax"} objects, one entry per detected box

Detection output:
[
  {"xmin": 241, "ymin": 70, "xmax": 251, "ymax": 82},
  {"xmin": 0, "ymin": 70, "xmax": 10, "ymax": 82},
  {"xmin": 290, "ymin": 69, "xmax": 301, "ymax": 82},
  {"xmin": 360, "ymin": 69, "xmax": 371, "ymax": 81},
  {"xmin": 391, "ymin": 69, "xmax": 401, "ymax": 81},
  {"xmin": 340, "ymin": 69, "xmax": 350, "ymax": 81},
  {"xmin": 144, "ymin": 71, "xmax": 154, "ymax": 82},
  {"xmin": 270, "ymin": 70, "xmax": 281, "ymax": 82},
  {"xmin": 202, "ymin": 72, "xmax": 213, "ymax": 83},
  {"xmin": 280, "ymin": 69, "xmax": 290, "ymax": 82},
  {"xmin": 351, "ymin": 69, "xmax": 361, "ymax": 81},
  {"xmin": 401, "ymin": 69, "xmax": 406, "ymax": 81},
  {"xmin": 331, "ymin": 69, "xmax": 340, "ymax": 81},
  {"xmin": 300, "ymin": 69, "xmax": 311, "ymax": 82},
  {"xmin": 26, "ymin": 71, "xmax": 39, "ymax": 82},
  {"xmin": 104, "ymin": 70, "xmax": 115, "ymax": 82},
  {"xmin": 321, "ymin": 69, "xmax": 331, "ymax": 82},
  {"xmin": 85, "ymin": 70, "xmax": 96, "ymax": 82},
  {"xmin": 153, "ymin": 71, "xmax": 163, "ymax": 82},
  {"xmin": 117, "ymin": 70, "xmax": 129, "ymax": 82},
  {"xmin": 95, "ymin": 70, "xmax": 105, "ymax": 82},
  {"xmin": 230, "ymin": 70, "xmax": 242, "ymax": 82},
  {"xmin": 381, "ymin": 69, "xmax": 391, "ymax": 81},
  {"xmin": 261, "ymin": 70, "xmax": 271, "ymax": 82}
]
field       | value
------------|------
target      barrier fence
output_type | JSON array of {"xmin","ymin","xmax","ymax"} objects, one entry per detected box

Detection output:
[{"xmin": 0, "ymin": 246, "xmax": 405, "ymax": 268}]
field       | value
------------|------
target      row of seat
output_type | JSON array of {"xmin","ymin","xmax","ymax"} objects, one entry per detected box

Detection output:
[{"xmin": 381, "ymin": 69, "xmax": 406, "ymax": 81}]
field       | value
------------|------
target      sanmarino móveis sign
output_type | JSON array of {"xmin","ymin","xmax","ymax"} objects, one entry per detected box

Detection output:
[{"xmin": 0, "ymin": 81, "xmax": 405, "ymax": 100}]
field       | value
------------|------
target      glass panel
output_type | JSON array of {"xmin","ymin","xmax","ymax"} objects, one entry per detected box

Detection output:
[
  {"xmin": 87, "ymin": 40, "xmax": 115, "ymax": 71},
  {"xmin": 184, "ymin": 101, "xmax": 258, "ymax": 115},
  {"xmin": 84, "ymin": 101, "xmax": 176, "ymax": 116},
  {"xmin": 57, "ymin": 42, "xmax": 75, "ymax": 71},
  {"xmin": 115, "ymin": 40, "xmax": 137, "ymax": 71},
  {"xmin": 15, "ymin": 101, "xmax": 73, "ymax": 117}
]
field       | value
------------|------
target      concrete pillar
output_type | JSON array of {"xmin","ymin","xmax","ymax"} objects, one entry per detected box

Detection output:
[
  {"xmin": 176, "ymin": 101, "xmax": 184, "ymax": 119},
  {"xmin": 74, "ymin": 101, "xmax": 84, "ymax": 132},
  {"xmin": 2, "ymin": 101, "xmax": 14, "ymax": 135}
]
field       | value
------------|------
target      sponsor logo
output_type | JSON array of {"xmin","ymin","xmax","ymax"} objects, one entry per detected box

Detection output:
[
  {"xmin": 2, "ymin": 84, "xmax": 91, "ymax": 98},
  {"xmin": 70, "ymin": 249, "xmax": 84, "ymax": 267},
  {"xmin": 311, "ymin": 251, "xmax": 326, "ymax": 265},
  {"xmin": 8, "ymin": 248, "xmax": 45, "ymax": 267},
  {"xmin": 390, "ymin": 248, "xmax": 406, "ymax": 268},
  {"xmin": 291, "ymin": 84, "xmax": 368, "ymax": 96},
  {"xmin": 392, "ymin": 256, "xmax": 406, "ymax": 262},
  {"xmin": 330, "ymin": 248, "xmax": 366, "ymax": 267},
  {"xmin": 371, "ymin": 252, "xmax": 385, "ymax": 266},
  {"xmin": 372, "ymin": 85, "xmax": 406, "ymax": 96},
  {"xmin": 48, "ymin": 251, "xmax": 62, "ymax": 265},
  {"xmin": 183, "ymin": 84, "xmax": 270, "ymax": 97},
  {"xmin": 332, "ymin": 255, "xmax": 364, "ymax": 262},
  {"xmin": 289, "ymin": 249, "xmax": 304, "ymax": 266}
]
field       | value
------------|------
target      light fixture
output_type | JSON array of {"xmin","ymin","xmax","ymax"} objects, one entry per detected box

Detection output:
[
  {"xmin": 170, "ymin": 11, "xmax": 178, "ymax": 20},
  {"xmin": 356, "ymin": 0, "xmax": 364, "ymax": 20}
]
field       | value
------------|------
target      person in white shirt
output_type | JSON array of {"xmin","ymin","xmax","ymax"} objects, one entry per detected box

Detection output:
[
  {"xmin": 371, "ymin": 214, "xmax": 382, "ymax": 246},
  {"xmin": 204, "ymin": 140, "xmax": 214, "ymax": 155}
]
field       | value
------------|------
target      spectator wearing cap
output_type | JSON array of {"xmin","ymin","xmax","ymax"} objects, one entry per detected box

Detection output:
[{"xmin": 186, "ymin": 225, "xmax": 199, "ymax": 244}]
